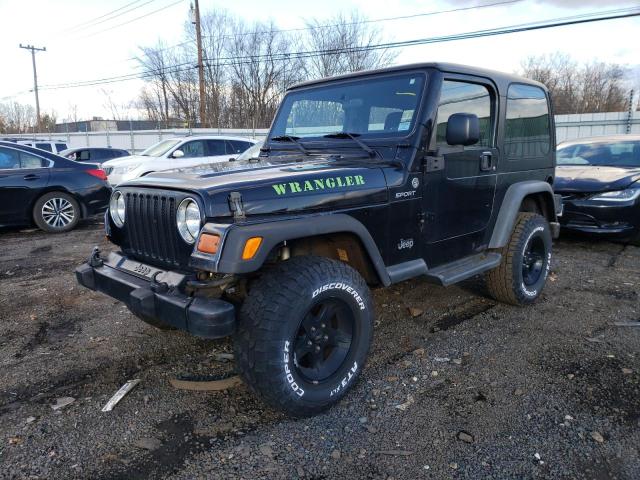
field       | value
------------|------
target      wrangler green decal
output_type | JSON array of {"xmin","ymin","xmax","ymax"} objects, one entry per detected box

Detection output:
[{"xmin": 272, "ymin": 175, "xmax": 365, "ymax": 195}]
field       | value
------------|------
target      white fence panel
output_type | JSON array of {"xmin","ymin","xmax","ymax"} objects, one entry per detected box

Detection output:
[{"xmin": 9, "ymin": 111, "xmax": 640, "ymax": 151}]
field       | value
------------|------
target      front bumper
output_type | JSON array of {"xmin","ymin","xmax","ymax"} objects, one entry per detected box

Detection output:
[
  {"xmin": 559, "ymin": 196, "xmax": 639, "ymax": 237},
  {"xmin": 75, "ymin": 251, "xmax": 235, "ymax": 339}
]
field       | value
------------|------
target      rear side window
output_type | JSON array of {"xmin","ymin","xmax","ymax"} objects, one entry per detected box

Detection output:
[
  {"xmin": 56, "ymin": 143, "xmax": 68, "ymax": 152},
  {"xmin": 20, "ymin": 151, "xmax": 47, "ymax": 168},
  {"xmin": 505, "ymin": 84, "xmax": 551, "ymax": 160},
  {"xmin": 207, "ymin": 140, "xmax": 227, "ymax": 156},
  {"xmin": 36, "ymin": 143, "xmax": 52, "ymax": 152},
  {"xmin": 436, "ymin": 80, "xmax": 493, "ymax": 148},
  {"xmin": 226, "ymin": 140, "xmax": 253, "ymax": 154}
]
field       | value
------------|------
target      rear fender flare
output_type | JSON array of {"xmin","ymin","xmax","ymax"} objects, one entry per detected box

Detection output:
[{"xmin": 489, "ymin": 181, "xmax": 557, "ymax": 249}]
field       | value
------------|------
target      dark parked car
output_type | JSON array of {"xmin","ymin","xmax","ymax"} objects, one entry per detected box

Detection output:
[
  {"xmin": 554, "ymin": 135, "xmax": 640, "ymax": 244},
  {"xmin": 0, "ymin": 141, "xmax": 111, "ymax": 232},
  {"xmin": 60, "ymin": 147, "xmax": 130, "ymax": 163}
]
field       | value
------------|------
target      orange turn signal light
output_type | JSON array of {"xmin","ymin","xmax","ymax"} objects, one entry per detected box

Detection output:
[
  {"xmin": 242, "ymin": 237, "xmax": 263, "ymax": 260},
  {"xmin": 197, "ymin": 233, "xmax": 220, "ymax": 254}
]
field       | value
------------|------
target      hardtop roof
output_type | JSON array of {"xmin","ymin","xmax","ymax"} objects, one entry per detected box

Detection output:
[{"xmin": 289, "ymin": 62, "xmax": 547, "ymax": 94}]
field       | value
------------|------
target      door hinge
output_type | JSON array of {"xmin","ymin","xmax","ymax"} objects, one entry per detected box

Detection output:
[{"xmin": 424, "ymin": 155, "xmax": 444, "ymax": 173}]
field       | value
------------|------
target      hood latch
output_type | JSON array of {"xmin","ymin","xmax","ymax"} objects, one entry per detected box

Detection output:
[{"xmin": 228, "ymin": 191, "xmax": 245, "ymax": 220}]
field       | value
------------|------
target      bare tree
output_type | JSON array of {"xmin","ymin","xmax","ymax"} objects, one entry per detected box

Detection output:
[
  {"xmin": 0, "ymin": 101, "xmax": 36, "ymax": 133},
  {"xmin": 520, "ymin": 53, "xmax": 629, "ymax": 114},
  {"xmin": 304, "ymin": 10, "xmax": 397, "ymax": 79}
]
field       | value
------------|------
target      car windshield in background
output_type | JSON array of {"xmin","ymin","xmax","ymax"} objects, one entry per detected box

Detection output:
[
  {"xmin": 141, "ymin": 139, "xmax": 181, "ymax": 157},
  {"xmin": 270, "ymin": 73, "xmax": 426, "ymax": 140},
  {"xmin": 557, "ymin": 140, "xmax": 640, "ymax": 167}
]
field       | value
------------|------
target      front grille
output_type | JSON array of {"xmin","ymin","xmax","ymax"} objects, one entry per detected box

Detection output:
[
  {"xmin": 103, "ymin": 166, "xmax": 113, "ymax": 175},
  {"xmin": 559, "ymin": 192, "xmax": 591, "ymax": 201},
  {"xmin": 121, "ymin": 188, "xmax": 193, "ymax": 269}
]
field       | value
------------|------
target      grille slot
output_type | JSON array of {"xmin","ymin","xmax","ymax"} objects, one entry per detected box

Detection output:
[{"xmin": 122, "ymin": 189, "xmax": 192, "ymax": 269}]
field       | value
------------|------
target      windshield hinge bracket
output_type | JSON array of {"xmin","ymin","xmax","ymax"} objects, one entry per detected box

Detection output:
[{"xmin": 228, "ymin": 191, "xmax": 245, "ymax": 220}]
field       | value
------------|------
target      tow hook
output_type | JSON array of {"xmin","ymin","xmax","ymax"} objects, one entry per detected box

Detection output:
[
  {"xmin": 150, "ymin": 271, "xmax": 169, "ymax": 294},
  {"xmin": 88, "ymin": 246, "xmax": 103, "ymax": 268}
]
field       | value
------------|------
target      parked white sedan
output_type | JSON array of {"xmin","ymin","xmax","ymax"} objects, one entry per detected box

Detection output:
[{"xmin": 101, "ymin": 135, "xmax": 256, "ymax": 185}]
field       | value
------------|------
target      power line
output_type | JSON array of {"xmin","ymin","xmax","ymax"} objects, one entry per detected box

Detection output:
[
  {"xmin": 59, "ymin": 0, "xmax": 149, "ymax": 33},
  {"xmin": 37, "ymin": 6, "xmax": 640, "ymax": 91},
  {"xmin": 125, "ymin": 0, "xmax": 524, "ymax": 62},
  {"xmin": 77, "ymin": 0, "xmax": 185, "ymax": 39}
]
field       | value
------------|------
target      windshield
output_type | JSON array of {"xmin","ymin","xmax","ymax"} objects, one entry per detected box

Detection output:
[
  {"xmin": 236, "ymin": 140, "xmax": 264, "ymax": 161},
  {"xmin": 140, "ymin": 139, "xmax": 181, "ymax": 157},
  {"xmin": 558, "ymin": 140, "xmax": 640, "ymax": 167},
  {"xmin": 270, "ymin": 72, "xmax": 426, "ymax": 140}
]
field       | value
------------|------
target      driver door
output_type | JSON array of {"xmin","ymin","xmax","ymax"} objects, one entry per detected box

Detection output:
[{"xmin": 422, "ymin": 77, "xmax": 499, "ymax": 264}]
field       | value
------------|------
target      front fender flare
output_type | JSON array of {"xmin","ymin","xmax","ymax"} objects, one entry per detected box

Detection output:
[{"xmin": 191, "ymin": 214, "xmax": 391, "ymax": 286}]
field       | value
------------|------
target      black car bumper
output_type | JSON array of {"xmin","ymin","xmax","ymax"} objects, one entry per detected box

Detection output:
[
  {"xmin": 75, "ymin": 251, "xmax": 235, "ymax": 339},
  {"xmin": 559, "ymin": 197, "xmax": 639, "ymax": 237}
]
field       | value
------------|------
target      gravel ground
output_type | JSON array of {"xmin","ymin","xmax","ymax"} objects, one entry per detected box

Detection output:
[{"xmin": 0, "ymin": 220, "xmax": 639, "ymax": 479}]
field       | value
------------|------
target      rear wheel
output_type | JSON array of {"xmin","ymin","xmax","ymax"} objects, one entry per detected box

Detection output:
[
  {"xmin": 33, "ymin": 192, "xmax": 80, "ymax": 233},
  {"xmin": 233, "ymin": 256, "xmax": 374, "ymax": 417},
  {"xmin": 486, "ymin": 212, "xmax": 552, "ymax": 305}
]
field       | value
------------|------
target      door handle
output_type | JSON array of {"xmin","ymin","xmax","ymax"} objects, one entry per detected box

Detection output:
[
  {"xmin": 23, "ymin": 174, "xmax": 40, "ymax": 181},
  {"xmin": 480, "ymin": 152, "xmax": 494, "ymax": 171}
]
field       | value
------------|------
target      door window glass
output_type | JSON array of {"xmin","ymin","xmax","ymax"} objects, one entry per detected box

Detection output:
[
  {"xmin": 227, "ymin": 140, "xmax": 253, "ymax": 154},
  {"xmin": 505, "ymin": 84, "xmax": 551, "ymax": 160},
  {"xmin": 56, "ymin": 143, "xmax": 68, "ymax": 152},
  {"xmin": 179, "ymin": 140, "xmax": 206, "ymax": 158},
  {"xmin": 206, "ymin": 140, "xmax": 226, "ymax": 155},
  {"xmin": 79, "ymin": 150, "xmax": 91, "ymax": 161},
  {"xmin": 36, "ymin": 143, "xmax": 53, "ymax": 152},
  {"xmin": 0, "ymin": 147, "xmax": 20, "ymax": 169},
  {"xmin": 20, "ymin": 152, "xmax": 46, "ymax": 168},
  {"xmin": 436, "ymin": 80, "xmax": 493, "ymax": 148}
]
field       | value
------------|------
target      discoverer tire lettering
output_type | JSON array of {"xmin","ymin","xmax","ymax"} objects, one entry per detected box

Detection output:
[{"xmin": 233, "ymin": 256, "xmax": 374, "ymax": 417}]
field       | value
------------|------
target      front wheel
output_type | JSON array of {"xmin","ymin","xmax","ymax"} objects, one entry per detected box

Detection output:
[
  {"xmin": 486, "ymin": 212, "xmax": 552, "ymax": 305},
  {"xmin": 233, "ymin": 256, "xmax": 374, "ymax": 417}
]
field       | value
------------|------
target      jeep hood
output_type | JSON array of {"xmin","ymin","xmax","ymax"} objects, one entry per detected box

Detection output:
[
  {"xmin": 101, "ymin": 154, "xmax": 148, "ymax": 168},
  {"xmin": 122, "ymin": 156, "xmax": 389, "ymax": 217},
  {"xmin": 554, "ymin": 165, "xmax": 640, "ymax": 193}
]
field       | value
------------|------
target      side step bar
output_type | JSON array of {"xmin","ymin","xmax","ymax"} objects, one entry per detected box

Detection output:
[
  {"xmin": 386, "ymin": 252, "xmax": 502, "ymax": 286},
  {"xmin": 424, "ymin": 252, "xmax": 502, "ymax": 286}
]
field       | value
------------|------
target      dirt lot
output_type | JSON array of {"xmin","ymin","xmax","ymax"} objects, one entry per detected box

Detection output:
[{"xmin": 0, "ymin": 220, "xmax": 639, "ymax": 479}]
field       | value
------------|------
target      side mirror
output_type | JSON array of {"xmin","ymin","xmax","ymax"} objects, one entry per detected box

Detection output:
[
  {"xmin": 446, "ymin": 113, "xmax": 480, "ymax": 146},
  {"xmin": 172, "ymin": 149, "xmax": 184, "ymax": 158}
]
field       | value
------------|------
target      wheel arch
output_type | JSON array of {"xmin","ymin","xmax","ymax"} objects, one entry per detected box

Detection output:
[
  {"xmin": 30, "ymin": 187, "xmax": 86, "ymax": 221},
  {"xmin": 489, "ymin": 181, "xmax": 558, "ymax": 249},
  {"xmin": 205, "ymin": 214, "xmax": 391, "ymax": 286}
]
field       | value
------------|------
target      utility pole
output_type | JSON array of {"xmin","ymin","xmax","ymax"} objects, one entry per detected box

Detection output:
[
  {"xmin": 190, "ymin": 1, "xmax": 206, "ymax": 128},
  {"xmin": 19, "ymin": 44, "xmax": 46, "ymax": 132}
]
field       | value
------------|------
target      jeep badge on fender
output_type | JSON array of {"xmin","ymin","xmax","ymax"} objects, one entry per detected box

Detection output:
[{"xmin": 75, "ymin": 63, "xmax": 562, "ymax": 417}]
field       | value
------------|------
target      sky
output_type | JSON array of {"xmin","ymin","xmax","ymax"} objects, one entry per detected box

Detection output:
[{"xmin": 0, "ymin": 0, "xmax": 638, "ymax": 121}]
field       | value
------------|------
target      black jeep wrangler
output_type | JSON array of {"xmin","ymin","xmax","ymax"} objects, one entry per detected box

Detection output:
[{"xmin": 76, "ymin": 63, "xmax": 561, "ymax": 416}]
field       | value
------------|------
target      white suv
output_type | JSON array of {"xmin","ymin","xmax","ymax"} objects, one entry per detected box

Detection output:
[
  {"xmin": 16, "ymin": 140, "xmax": 69, "ymax": 154},
  {"xmin": 101, "ymin": 135, "xmax": 257, "ymax": 186}
]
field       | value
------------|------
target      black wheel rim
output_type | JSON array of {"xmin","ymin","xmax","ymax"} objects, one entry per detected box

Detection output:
[
  {"xmin": 522, "ymin": 234, "xmax": 546, "ymax": 286},
  {"xmin": 293, "ymin": 299, "xmax": 354, "ymax": 383}
]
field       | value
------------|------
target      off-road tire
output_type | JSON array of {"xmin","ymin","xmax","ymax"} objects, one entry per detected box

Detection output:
[
  {"xmin": 233, "ymin": 256, "xmax": 374, "ymax": 417},
  {"xmin": 486, "ymin": 212, "xmax": 552, "ymax": 305},
  {"xmin": 33, "ymin": 191, "xmax": 81, "ymax": 233}
]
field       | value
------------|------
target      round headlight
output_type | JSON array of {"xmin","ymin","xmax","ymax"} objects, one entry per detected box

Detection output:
[
  {"xmin": 109, "ymin": 191, "xmax": 126, "ymax": 227},
  {"xmin": 177, "ymin": 198, "xmax": 201, "ymax": 244}
]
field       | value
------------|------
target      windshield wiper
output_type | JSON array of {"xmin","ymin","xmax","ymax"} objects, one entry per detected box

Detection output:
[
  {"xmin": 322, "ymin": 132, "xmax": 380, "ymax": 159},
  {"xmin": 270, "ymin": 135, "xmax": 310, "ymax": 155}
]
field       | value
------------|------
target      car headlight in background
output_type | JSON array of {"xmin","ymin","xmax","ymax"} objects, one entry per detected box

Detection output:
[
  {"xmin": 176, "ymin": 198, "xmax": 201, "ymax": 244},
  {"xmin": 590, "ymin": 185, "xmax": 640, "ymax": 202},
  {"xmin": 109, "ymin": 191, "xmax": 126, "ymax": 227}
]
